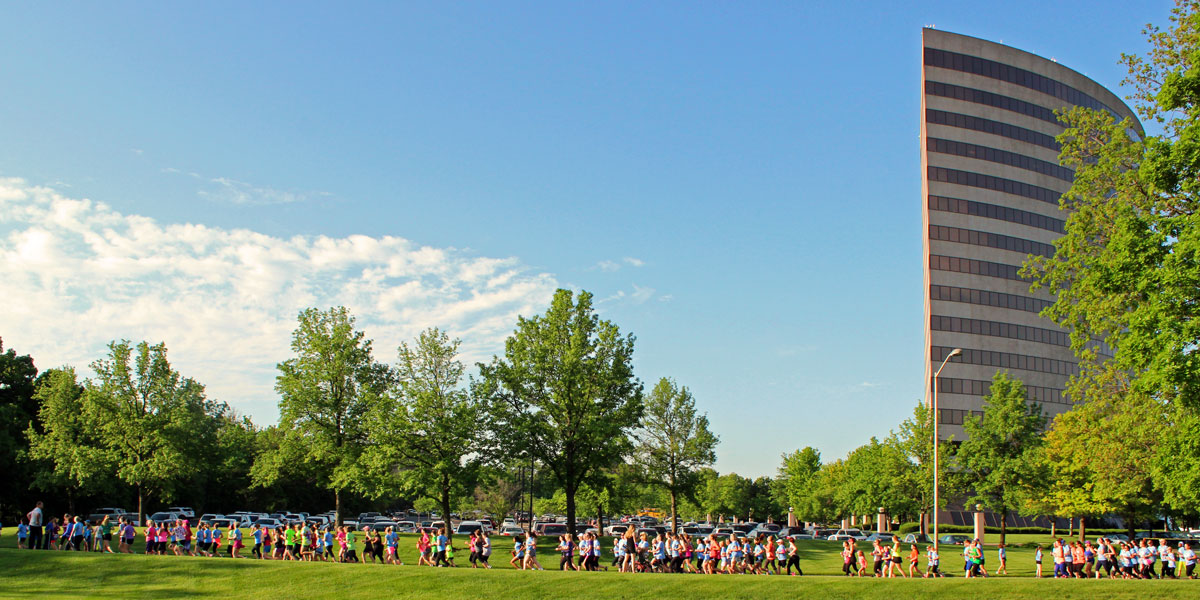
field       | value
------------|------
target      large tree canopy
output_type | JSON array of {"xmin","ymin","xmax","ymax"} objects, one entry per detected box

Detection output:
[{"xmin": 477, "ymin": 289, "xmax": 643, "ymax": 536}]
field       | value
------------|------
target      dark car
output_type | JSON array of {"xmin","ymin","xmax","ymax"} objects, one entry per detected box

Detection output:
[{"xmin": 939, "ymin": 534, "xmax": 972, "ymax": 545}]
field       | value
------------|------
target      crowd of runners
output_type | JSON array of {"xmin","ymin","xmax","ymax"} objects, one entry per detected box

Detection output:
[
  {"xmin": 836, "ymin": 536, "xmax": 1198, "ymax": 580},
  {"xmin": 8, "ymin": 500, "xmax": 1200, "ymax": 579}
]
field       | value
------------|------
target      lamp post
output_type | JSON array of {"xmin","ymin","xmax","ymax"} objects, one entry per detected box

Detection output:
[{"xmin": 932, "ymin": 347, "xmax": 962, "ymax": 546}]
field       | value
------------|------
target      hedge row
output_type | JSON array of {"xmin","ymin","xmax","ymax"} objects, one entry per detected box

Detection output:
[{"xmin": 893, "ymin": 522, "xmax": 1130, "ymax": 535}]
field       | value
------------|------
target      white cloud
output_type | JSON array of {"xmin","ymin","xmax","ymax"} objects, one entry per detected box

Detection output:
[
  {"xmin": 161, "ymin": 167, "xmax": 325, "ymax": 205},
  {"xmin": 0, "ymin": 178, "xmax": 558, "ymax": 424},
  {"xmin": 596, "ymin": 260, "xmax": 620, "ymax": 272},
  {"xmin": 623, "ymin": 257, "xmax": 644, "ymax": 267},
  {"xmin": 630, "ymin": 284, "xmax": 655, "ymax": 304}
]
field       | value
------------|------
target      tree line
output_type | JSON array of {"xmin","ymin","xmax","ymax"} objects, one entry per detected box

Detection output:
[{"xmin": 0, "ymin": 289, "xmax": 726, "ymax": 536}]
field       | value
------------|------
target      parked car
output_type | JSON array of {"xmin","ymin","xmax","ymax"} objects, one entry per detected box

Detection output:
[
  {"xmin": 712, "ymin": 527, "xmax": 735, "ymax": 537},
  {"xmin": 365, "ymin": 521, "xmax": 398, "ymax": 531},
  {"xmin": 939, "ymin": 534, "xmax": 972, "ymax": 545},
  {"xmin": 395, "ymin": 521, "xmax": 417, "ymax": 533},
  {"xmin": 902, "ymin": 533, "xmax": 933, "ymax": 544},
  {"xmin": 750, "ymin": 523, "xmax": 782, "ymax": 537},
  {"xmin": 210, "ymin": 518, "xmax": 238, "ymax": 530},
  {"xmin": 168, "ymin": 507, "xmax": 196, "ymax": 519},
  {"xmin": 455, "ymin": 521, "xmax": 486, "ymax": 535},
  {"xmin": 88, "ymin": 508, "xmax": 128, "ymax": 523},
  {"xmin": 827, "ymin": 528, "xmax": 868, "ymax": 541},
  {"xmin": 256, "ymin": 518, "xmax": 282, "ymax": 530},
  {"xmin": 198, "ymin": 514, "xmax": 224, "ymax": 526},
  {"xmin": 534, "ymin": 523, "xmax": 568, "ymax": 536},
  {"xmin": 776, "ymin": 527, "xmax": 810, "ymax": 539},
  {"xmin": 147, "ymin": 511, "xmax": 183, "ymax": 524},
  {"xmin": 498, "ymin": 525, "xmax": 525, "ymax": 536},
  {"xmin": 863, "ymin": 532, "xmax": 892, "ymax": 542}
]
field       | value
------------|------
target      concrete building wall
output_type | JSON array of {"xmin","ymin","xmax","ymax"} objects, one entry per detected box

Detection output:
[{"xmin": 920, "ymin": 29, "xmax": 1142, "ymax": 439}]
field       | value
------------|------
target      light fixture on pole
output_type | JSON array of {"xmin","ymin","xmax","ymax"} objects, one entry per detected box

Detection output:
[{"xmin": 932, "ymin": 347, "xmax": 962, "ymax": 546}]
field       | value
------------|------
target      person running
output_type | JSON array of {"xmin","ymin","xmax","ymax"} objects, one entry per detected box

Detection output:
[
  {"xmin": 1034, "ymin": 545, "xmax": 1043, "ymax": 577},
  {"xmin": 908, "ymin": 544, "xmax": 920, "ymax": 577},
  {"xmin": 1183, "ymin": 542, "xmax": 1197, "ymax": 579},
  {"xmin": 871, "ymin": 540, "xmax": 884, "ymax": 577},
  {"xmin": 925, "ymin": 544, "xmax": 940, "ymax": 578},
  {"xmin": 17, "ymin": 518, "xmax": 29, "ymax": 549},
  {"xmin": 417, "ymin": 529, "xmax": 432, "ymax": 566},
  {"xmin": 996, "ymin": 542, "xmax": 1007, "ymax": 575},
  {"xmin": 511, "ymin": 534, "xmax": 525, "ymax": 569},
  {"xmin": 386, "ymin": 526, "xmax": 400, "ymax": 565},
  {"xmin": 282, "ymin": 524, "xmax": 296, "ymax": 561},
  {"xmin": 434, "ymin": 527, "xmax": 449, "ymax": 567},
  {"xmin": 525, "ymin": 531, "xmax": 544, "ymax": 570},
  {"xmin": 785, "ymin": 537, "xmax": 801, "ymax": 576},
  {"xmin": 345, "ymin": 526, "xmax": 359, "ymax": 563},
  {"xmin": 841, "ymin": 540, "xmax": 854, "ymax": 576}
]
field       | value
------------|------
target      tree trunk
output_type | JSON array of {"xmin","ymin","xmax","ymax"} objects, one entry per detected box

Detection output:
[
  {"xmin": 441, "ymin": 475, "xmax": 454, "ymax": 542},
  {"xmin": 565, "ymin": 481, "xmax": 577, "ymax": 539},
  {"xmin": 137, "ymin": 486, "xmax": 143, "ymax": 527},
  {"xmin": 1078, "ymin": 517, "xmax": 1086, "ymax": 542},
  {"xmin": 669, "ymin": 488, "xmax": 679, "ymax": 534},
  {"xmin": 919, "ymin": 511, "xmax": 927, "ymax": 536},
  {"xmin": 1067, "ymin": 516, "xmax": 1073, "ymax": 538},
  {"xmin": 335, "ymin": 488, "xmax": 342, "ymax": 527},
  {"xmin": 1000, "ymin": 510, "xmax": 1007, "ymax": 546}
]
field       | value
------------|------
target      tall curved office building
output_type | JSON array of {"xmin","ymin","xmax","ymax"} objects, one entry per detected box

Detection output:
[{"xmin": 921, "ymin": 29, "xmax": 1142, "ymax": 440}]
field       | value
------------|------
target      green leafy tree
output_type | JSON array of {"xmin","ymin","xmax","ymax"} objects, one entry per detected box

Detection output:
[
  {"xmin": 362, "ymin": 328, "xmax": 483, "ymax": 537},
  {"xmin": 0, "ymin": 338, "xmax": 38, "ymax": 519},
  {"xmin": 26, "ymin": 368, "xmax": 117, "ymax": 511},
  {"xmin": 837, "ymin": 438, "xmax": 914, "ymax": 524},
  {"xmin": 254, "ymin": 307, "xmax": 388, "ymax": 525},
  {"xmin": 634, "ymin": 377, "xmax": 719, "ymax": 532},
  {"xmin": 956, "ymin": 372, "xmax": 1047, "ymax": 545},
  {"xmin": 88, "ymin": 340, "xmax": 210, "ymax": 524},
  {"xmin": 775, "ymin": 447, "xmax": 822, "ymax": 523},
  {"xmin": 889, "ymin": 402, "xmax": 955, "ymax": 533},
  {"xmin": 477, "ymin": 289, "xmax": 643, "ymax": 537},
  {"xmin": 1037, "ymin": 365, "xmax": 1165, "ymax": 538}
]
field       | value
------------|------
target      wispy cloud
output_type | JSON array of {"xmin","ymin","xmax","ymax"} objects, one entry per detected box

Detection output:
[
  {"xmin": 0, "ymin": 178, "xmax": 558, "ymax": 423},
  {"xmin": 630, "ymin": 284, "xmax": 655, "ymax": 304},
  {"xmin": 162, "ymin": 167, "xmax": 326, "ymax": 206},
  {"xmin": 594, "ymin": 256, "xmax": 645, "ymax": 272}
]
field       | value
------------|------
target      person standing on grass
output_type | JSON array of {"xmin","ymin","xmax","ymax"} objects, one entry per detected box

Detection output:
[
  {"xmin": 26, "ymin": 502, "xmax": 44, "ymax": 550},
  {"xmin": 996, "ymin": 542, "xmax": 1007, "ymax": 575},
  {"xmin": 17, "ymin": 518, "xmax": 29, "ymax": 549}
]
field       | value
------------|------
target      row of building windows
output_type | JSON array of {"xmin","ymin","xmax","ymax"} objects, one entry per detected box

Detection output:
[
  {"xmin": 929, "ymin": 224, "xmax": 1055, "ymax": 258},
  {"xmin": 928, "ymin": 166, "xmax": 1063, "ymax": 205},
  {"xmin": 937, "ymin": 408, "xmax": 984, "ymax": 426},
  {"xmin": 924, "ymin": 47, "xmax": 1117, "ymax": 116},
  {"xmin": 932, "ymin": 345, "xmax": 1078, "ymax": 377},
  {"xmin": 928, "ymin": 137, "xmax": 1074, "ymax": 182},
  {"xmin": 926, "ymin": 109, "xmax": 1061, "ymax": 152},
  {"xmin": 930, "ymin": 254, "xmax": 1026, "ymax": 281},
  {"xmin": 928, "ymin": 195, "xmax": 1065, "ymax": 234},
  {"xmin": 933, "ymin": 376, "xmax": 1068, "ymax": 406},
  {"xmin": 930, "ymin": 284, "xmax": 1053, "ymax": 314},
  {"xmin": 926, "ymin": 80, "xmax": 1063, "ymax": 127},
  {"xmin": 931, "ymin": 315, "xmax": 1070, "ymax": 347}
]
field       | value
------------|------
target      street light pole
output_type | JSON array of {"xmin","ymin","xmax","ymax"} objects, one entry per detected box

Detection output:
[{"xmin": 932, "ymin": 347, "xmax": 962, "ymax": 546}]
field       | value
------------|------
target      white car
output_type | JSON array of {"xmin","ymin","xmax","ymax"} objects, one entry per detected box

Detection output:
[{"xmin": 827, "ymin": 528, "xmax": 868, "ymax": 541}]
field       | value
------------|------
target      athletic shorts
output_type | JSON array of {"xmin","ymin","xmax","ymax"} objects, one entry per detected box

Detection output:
[{"xmin": 103, "ymin": 534, "xmax": 113, "ymax": 541}]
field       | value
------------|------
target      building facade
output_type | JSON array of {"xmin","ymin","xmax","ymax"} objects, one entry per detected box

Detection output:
[{"xmin": 920, "ymin": 29, "xmax": 1142, "ymax": 439}]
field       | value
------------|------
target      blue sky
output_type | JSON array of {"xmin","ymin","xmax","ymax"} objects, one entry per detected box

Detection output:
[{"xmin": 0, "ymin": 1, "xmax": 1169, "ymax": 477}]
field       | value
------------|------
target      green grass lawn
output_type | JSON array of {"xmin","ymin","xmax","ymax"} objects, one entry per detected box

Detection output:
[{"xmin": 1, "ymin": 536, "xmax": 1193, "ymax": 599}]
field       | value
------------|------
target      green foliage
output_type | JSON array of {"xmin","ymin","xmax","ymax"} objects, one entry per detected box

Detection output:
[
  {"xmin": 255, "ymin": 307, "xmax": 389, "ymax": 524},
  {"xmin": 0, "ymin": 338, "xmax": 39, "ymax": 518},
  {"xmin": 1039, "ymin": 372, "xmax": 1164, "ymax": 525},
  {"xmin": 26, "ymin": 368, "xmax": 117, "ymax": 498},
  {"xmin": 362, "ymin": 328, "xmax": 484, "ymax": 536},
  {"xmin": 634, "ymin": 377, "xmax": 718, "ymax": 530},
  {"xmin": 86, "ymin": 340, "xmax": 215, "ymax": 521},
  {"xmin": 477, "ymin": 289, "xmax": 643, "ymax": 535},
  {"xmin": 956, "ymin": 372, "xmax": 1046, "ymax": 543},
  {"xmin": 775, "ymin": 447, "xmax": 821, "ymax": 520}
]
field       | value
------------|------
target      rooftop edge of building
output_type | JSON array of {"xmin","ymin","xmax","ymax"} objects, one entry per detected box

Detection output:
[{"xmin": 922, "ymin": 27, "xmax": 1143, "ymax": 136}]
